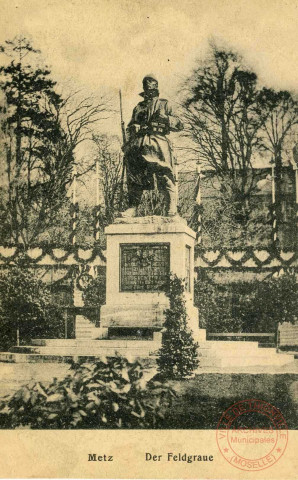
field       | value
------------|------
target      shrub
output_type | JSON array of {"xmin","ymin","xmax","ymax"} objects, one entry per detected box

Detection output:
[
  {"xmin": 82, "ymin": 269, "xmax": 106, "ymax": 324},
  {"xmin": 194, "ymin": 270, "xmax": 297, "ymax": 335},
  {"xmin": 157, "ymin": 275, "xmax": 199, "ymax": 379},
  {"xmin": 254, "ymin": 272, "xmax": 297, "ymax": 332},
  {"xmin": 0, "ymin": 356, "xmax": 176, "ymax": 429},
  {"xmin": 0, "ymin": 264, "xmax": 64, "ymax": 350},
  {"xmin": 194, "ymin": 273, "xmax": 244, "ymax": 333}
]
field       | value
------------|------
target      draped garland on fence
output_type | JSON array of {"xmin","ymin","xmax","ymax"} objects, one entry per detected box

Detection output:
[
  {"xmin": 0, "ymin": 244, "xmax": 296, "ymax": 273},
  {"xmin": 0, "ymin": 244, "xmax": 106, "ymax": 265},
  {"xmin": 195, "ymin": 245, "xmax": 297, "ymax": 269}
]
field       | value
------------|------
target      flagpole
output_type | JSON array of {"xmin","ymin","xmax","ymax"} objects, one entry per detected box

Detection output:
[
  {"xmin": 291, "ymin": 145, "xmax": 298, "ymax": 250},
  {"xmin": 95, "ymin": 158, "xmax": 101, "ymax": 241},
  {"xmin": 71, "ymin": 165, "xmax": 77, "ymax": 246},
  {"xmin": 196, "ymin": 164, "xmax": 202, "ymax": 245},
  {"xmin": 271, "ymin": 160, "xmax": 277, "ymax": 246}
]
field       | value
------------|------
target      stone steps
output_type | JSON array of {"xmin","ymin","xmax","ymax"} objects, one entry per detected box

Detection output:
[
  {"xmin": 0, "ymin": 349, "xmax": 295, "ymax": 369},
  {"xmin": 31, "ymin": 339, "xmax": 158, "ymax": 348},
  {"xmin": 198, "ymin": 353, "xmax": 294, "ymax": 368},
  {"xmin": 30, "ymin": 339, "xmax": 261, "ymax": 351},
  {"xmin": 5, "ymin": 339, "xmax": 296, "ymax": 369},
  {"xmin": 0, "ymin": 352, "xmax": 157, "ymax": 364},
  {"xmin": 11, "ymin": 348, "xmax": 159, "ymax": 357},
  {"xmin": 0, "ymin": 353, "xmax": 78, "ymax": 363},
  {"xmin": 199, "ymin": 346, "xmax": 277, "ymax": 357},
  {"xmin": 199, "ymin": 341, "xmax": 260, "ymax": 350},
  {"xmin": 197, "ymin": 341, "xmax": 294, "ymax": 367},
  {"xmin": 75, "ymin": 315, "xmax": 101, "ymax": 340},
  {"xmin": 11, "ymin": 339, "xmax": 161, "ymax": 358}
]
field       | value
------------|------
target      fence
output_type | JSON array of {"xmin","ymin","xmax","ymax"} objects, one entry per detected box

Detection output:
[
  {"xmin": 0, "ymin": 244, "xmax": 296, "ymax": 270},
  {"xmin": 0, "ymin": 244, "xmax": 296, "ymax": 342}
]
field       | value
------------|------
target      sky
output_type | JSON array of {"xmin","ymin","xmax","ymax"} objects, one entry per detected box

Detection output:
[
  {"xmin": 1, "ymin": 0, "xmax": 298, "ymax": 120},
  {"xmin": 1, "ymin": 0, "xmax": 298, "ymax": 199}
]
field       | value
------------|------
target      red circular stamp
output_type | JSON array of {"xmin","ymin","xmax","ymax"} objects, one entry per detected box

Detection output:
[{"xmin": 216, "ymin": 399, "xmax": 288, "ymax": 471}]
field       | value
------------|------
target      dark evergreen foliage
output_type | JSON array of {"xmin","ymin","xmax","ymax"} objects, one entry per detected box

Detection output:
[
  {"xmin": 0, "ymin": 36, "xmax": 74, "ymax": 246},
  {"xmin": 0, "ymin": 262, "xmax": 64, "ymax": 350},
  {"xmin": 82, "ymin": 269, "xmax": 106, "ymax": 323},
  {"xmin": 194, "ymin": 270, "xmax": 297, "ymax": 334},
  {"xmin": 157, "ymin": 275, "xmax": 199, "ymax": 379}
]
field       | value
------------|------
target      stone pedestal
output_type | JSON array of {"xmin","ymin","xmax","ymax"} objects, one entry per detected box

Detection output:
[{"xmin": 100, "ymin": 215, "xmax": 205, "ymax": 343}]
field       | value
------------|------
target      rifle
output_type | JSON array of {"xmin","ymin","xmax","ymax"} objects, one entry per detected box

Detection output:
[
  {"xmin": 119, "ymin": 89, "xmax": 127, "ymax": 145},
  {"xmin": 119, "ymin": 89, "xmax": 127, "ymax": 210}
]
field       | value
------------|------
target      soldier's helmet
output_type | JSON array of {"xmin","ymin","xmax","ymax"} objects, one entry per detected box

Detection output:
[{"xmin": 142, "ymin": 74, "xmax": 158, "ymax": 89}]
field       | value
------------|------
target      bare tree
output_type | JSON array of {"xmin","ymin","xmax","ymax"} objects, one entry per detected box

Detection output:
[
  {"xmin": 92, "ymin": 134, "xmax": 123, "ymax": 227},
  {"xmin": 57, "ymin": 91, "xmax": 112, "ymax": 178},
  {"xmin": 180, "ymin": 45, "xmax": 270, "ymax": 227},
  {"xmin": 260, "ymin": 89, "xmax": 298, "ymax": 226},
  {"xmin": 0, "ymin": 37, "xmax": 112, "ymax": 246}
]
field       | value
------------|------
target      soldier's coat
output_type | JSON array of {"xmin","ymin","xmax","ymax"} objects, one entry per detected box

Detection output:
[{"xmin": 126, "ymin": 96, "xmax": 183, "ymax": 189}]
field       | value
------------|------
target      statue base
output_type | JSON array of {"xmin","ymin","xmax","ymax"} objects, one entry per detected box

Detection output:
[{"xmin": 99, "ymin": 215, "xmax": 206, "ymax": 343}]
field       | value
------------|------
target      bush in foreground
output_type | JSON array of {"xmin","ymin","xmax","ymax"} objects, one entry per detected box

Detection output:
[
  {"xmin": 157, "ymin": 275, "xmax": 199, "ymax": 379},
  {"xmin": 0, "ymin": 356, "xmax": 176, "ymax": 429}
]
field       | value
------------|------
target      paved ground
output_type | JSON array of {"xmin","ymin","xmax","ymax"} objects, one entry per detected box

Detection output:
[
  {"xmin": 0, "ymin": 362, "xmax": 71, "ymax": 398},
  {"xmin": 0, "ymin": 358, "xmax": 297, "ymax": 399}
]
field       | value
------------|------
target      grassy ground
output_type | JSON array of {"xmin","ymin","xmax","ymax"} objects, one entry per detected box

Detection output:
[{"xmin": 161, "ymin": 373, "xmax": 298, "ymax": 429}]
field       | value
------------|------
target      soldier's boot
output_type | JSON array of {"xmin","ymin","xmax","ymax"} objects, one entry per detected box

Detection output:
[
  {"xmin": 163, "ymin": 177, "xmax": 177, "ymax": 216},
  {"xmin": 121, "ymin": 186, "xmax": 143, "ymax": 217},
  {"xmin": 167, "ymin": 192, "xmax": 177, "ymax": 216}
]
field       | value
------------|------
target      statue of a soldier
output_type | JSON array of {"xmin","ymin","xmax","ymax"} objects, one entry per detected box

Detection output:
[{"xmin": 122, "ymin": 74, "xmax": 183, "ymax": 217}]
